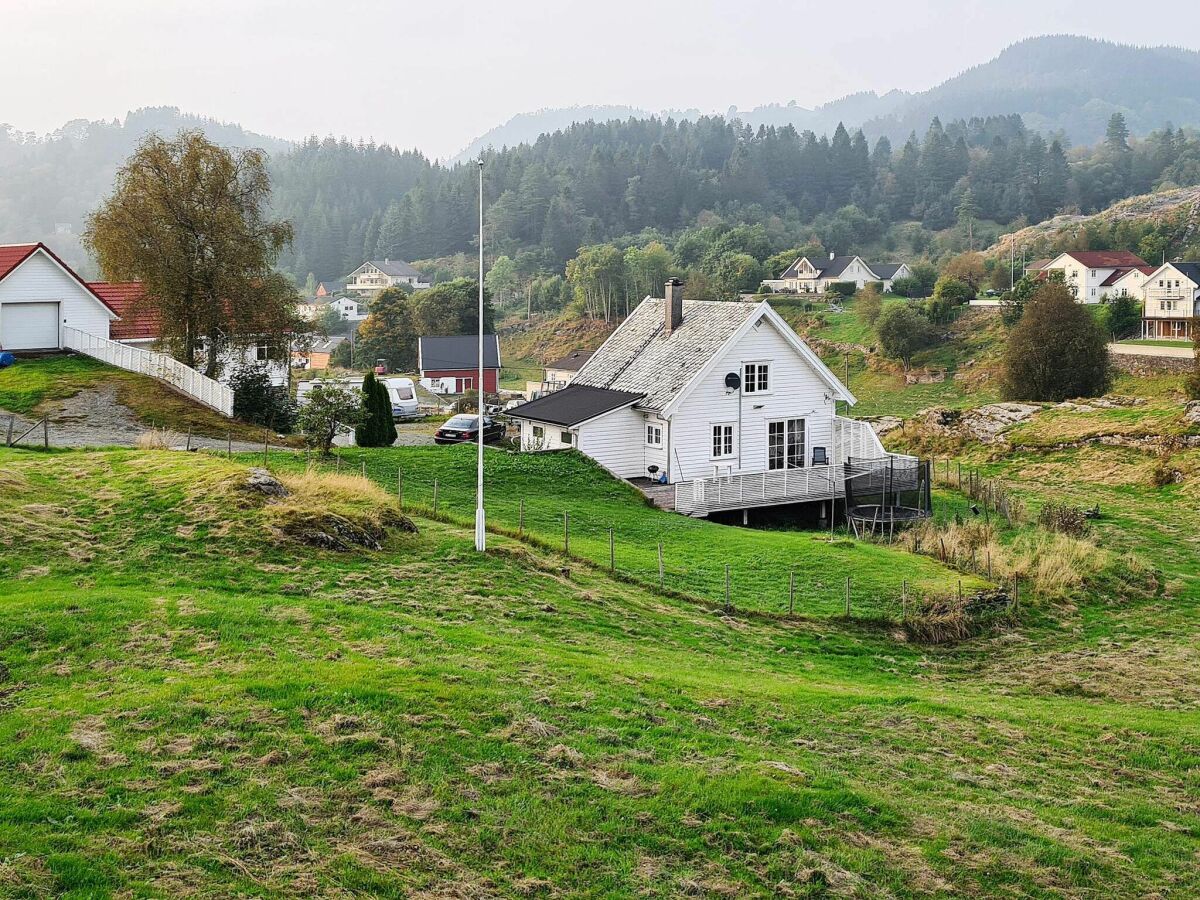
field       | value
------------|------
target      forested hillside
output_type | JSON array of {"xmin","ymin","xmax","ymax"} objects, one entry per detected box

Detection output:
[{"xmin": 272, "ymin": 112, "xmax": 1200, "ymax": 284}]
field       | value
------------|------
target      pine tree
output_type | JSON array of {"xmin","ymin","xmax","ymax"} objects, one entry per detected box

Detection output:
[{"xmin": 354, "ymin": 371, "xmax": 396, "ymax": 448}]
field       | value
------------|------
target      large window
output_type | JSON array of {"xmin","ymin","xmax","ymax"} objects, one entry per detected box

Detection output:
[
  {"xmin": 646, "ymin": 424, "xmax": 663, "ymax": 447},
  {"xmin": 712, "ymin": 424, "xmax": 735, "ymax": 459},
  {"xmin": 743, "ymin": 362, "xmax": 770, "ymax": 393},
  {"xmin": 767, "ymin": 419, "xmax": 805, "ymax": 470}
]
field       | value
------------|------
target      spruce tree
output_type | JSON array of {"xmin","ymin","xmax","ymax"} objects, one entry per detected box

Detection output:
[{"xmin": 354, "ymin": 371, "xmax": 396, "ymax": 448}]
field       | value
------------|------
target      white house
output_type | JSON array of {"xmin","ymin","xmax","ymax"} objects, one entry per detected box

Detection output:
[
  {"xmin": 329, "ymin": 296, "xmax": 366, "ymax": 322},
  {"xmin": 1102, "ymin": 265, "xmax": 1155, "ymax": 299},
  {"xmin": 0, "ymin": 243, "xmax": 117, "ymax": 350},
  {"xmin": 345, "ymin": 259, "xmax": 431, "ymax": 297},
  {"xmin": 1041, "ymin": 250, "xmax": 1149, "ymax": 303},
  {"xmin": 508, "ymin": 280, "xmax": 904, "ymax": 517},
  {"xmin": 1139, "ymin": 262, "xmax": 1200, "ymax": 340},
  {"xmin": 764, "ymin": 254, "xmax": 911, "ymax": 294}
]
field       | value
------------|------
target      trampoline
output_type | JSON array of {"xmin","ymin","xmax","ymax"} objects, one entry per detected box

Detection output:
[{"xmin": 844, "ymin": 456, "xmax": 932, "ymax": 540}]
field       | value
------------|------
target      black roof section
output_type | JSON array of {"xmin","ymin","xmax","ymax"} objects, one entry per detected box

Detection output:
[
  {"xmin": 418, "ymin": 334, "xmax": 500, "ymax": 371},
  {"xmin": 507, "ymin": 384, "xmax": 644, "ymax": 427},
  {"xmin": 544, "ymin": 349, "xmax": 595, "ymax": 371},
  {"xmin": 1167, "ymin": 262, "xmax": 1200, "ymax": 283}
]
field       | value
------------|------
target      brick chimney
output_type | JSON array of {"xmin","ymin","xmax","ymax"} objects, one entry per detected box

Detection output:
[{"xmin": 664, "ymin": 278, "xmax": 684, "ymax": 334}]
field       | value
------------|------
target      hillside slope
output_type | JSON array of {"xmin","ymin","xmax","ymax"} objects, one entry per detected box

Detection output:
[{"xmin": 1, "ymin": 447, "xmax": 1197, "ymax": 895}]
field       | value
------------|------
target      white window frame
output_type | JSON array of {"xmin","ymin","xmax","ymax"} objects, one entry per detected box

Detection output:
[
  {"xmin": 532, "ymin": 424, "xmax": 545, "ymax": 441},
  {"xmin": 767, "ymin": 418, "xmax": 806, "ymax": 471},
  {"xmin": 711, "ymin": 423, "xmax": 736, "ymax": 460},
  {"xmin": 645, "ymin": 423, "xmax": 663, "ymax": 447},
  {"xmin": 560, "ymin": 430, "xmax": 572, "ymax": 445},
  {"xmin": 742, "ymin": 361, "xmax": 771, "ymax": 394}
]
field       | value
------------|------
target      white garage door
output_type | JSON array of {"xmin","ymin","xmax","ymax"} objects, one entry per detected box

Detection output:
[{"xmin": 0, "ymin": 302, "xmax": 60, "ymax": 350}]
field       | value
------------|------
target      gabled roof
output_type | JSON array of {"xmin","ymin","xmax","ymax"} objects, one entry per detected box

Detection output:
[
  {"xmin": 1159, "ymin": 262, "xmax": 1200, "ymax": 284},
  {"xmin": 418, "ymin": 334, "xmax": 501, "ymax": 371},
  {"xmin": 88, "ymin": 282, "xmax": 159, "ymax": 340},
  {"xmin": 367, "ymin": 259, "xmax": 426, "ymax": 279},
  {"xmin": 1054, "ymin": 250, "xmax": 1148, "ymax": 268},
  {"xmin": 1025, "ymin": 258, "xmax": 1053, "ymax": 272},
  {"xmin": 507, "ymin": 384, "xmax": 644, "ymax": 427},
  {"xmin": 571, "ymin": 297, "xmax": 854, "ymax": 415},
  {"xmin": 871, "ymin": 262, "xmax": 906, "ymax": 280},
  {"xmin": 1099, "ymin": 266, "xmax": 1155, "ymax": 286},
  {"xmin": 0, "ymin": 243, "xmax": 118, "ymax": 318},
  {"xmin": 544, "ymin": 349, "xmax": 594, "ymax": 372}
]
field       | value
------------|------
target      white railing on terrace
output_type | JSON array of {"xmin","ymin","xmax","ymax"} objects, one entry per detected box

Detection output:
[
  {"xmin": 63, "ymin": 326, "xmax": 234, "ymax": 417},
  {"xmin": 673, "ymin": 416, "xmax": 902, "ymax": 517}
]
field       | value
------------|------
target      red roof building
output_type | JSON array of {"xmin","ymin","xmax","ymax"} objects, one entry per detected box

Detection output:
[{"xmin": 87, "ymin": 282, "xmax": 160, "ymax": 341}]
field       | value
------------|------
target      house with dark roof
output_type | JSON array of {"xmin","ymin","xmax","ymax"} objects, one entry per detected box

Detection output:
[
  {"xmin": 1042, "ymin": 250, "xmax": 1149, "ymax": 303},
  {"xmin": 418, "ymin": 334, "xmax": 501, "ymax": 394},
  {"xmin": 508, "ymin": 280, "xmax": 906, "ymax": 517},
  {"xmin": 1140, "ymin": 262, "xmax": 1200, "ymax": 340},
  {"xmin": 345, "ymin": 259, "xmax": 431, "ymax": 296},
  {"xmin": 0, "ymin": 243, "xmax": 117, "ymax": 351},
  {"xmin": 542, "ymin": 349, "xmax": 595, "ymax": 392},
  {"xmin": 764, "ymin": 254, "xmax": 912, "ymax": 294}
]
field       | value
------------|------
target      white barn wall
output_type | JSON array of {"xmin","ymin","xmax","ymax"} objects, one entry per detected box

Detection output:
[
  {"xmin": 0, "ymin": 250, "xmax": 112, "ymax": 344},
  {"xmin": 668, "ymin": 319, "xmax": 834, "ymax": 483}
]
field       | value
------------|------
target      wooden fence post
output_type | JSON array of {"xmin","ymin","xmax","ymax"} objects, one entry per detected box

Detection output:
[
  {"xmin": 42, "ymin": 415, "xmax": 48, "ymax": 449},
  {"xmin": 263, "ymin": 431, "xmax": 269, "ymax": 469},
  {"xmin": 5, "ymin": 414, "xmax": 13, "ymax": 447},
  {"xmin": 724, "ymin": 564, "xmax": 731, "ymax": 613},
  {"xmin": 336, "ymin": 455, "xmax": 342, "ymax": 473},
  {"xmin": 789, "ymin": 571, "xmax": 795, "ymax": 617},
  {"xmin": 519, "ymin": 498, "xmax": 525, "ymax": 537},
  {"xmin": 845, "ymin": 576, "xmax": 851, "ymax": 617},
  {"xmin": 227, "ymin": 432, "xmax": 232, "ymax": 459},
  {"xmin": 186, "ymin": 426, "xmax": 192, "ymax": 452},
  {"xmin": 657, "ymin": 542, "xmax": 664, "ymax": 589},
  {"xmin": 361, "ymin": 459, "xmax": 367, "ymax": 478},
  {"xmin": 902, "ymin": 579, "xmax": 907, "ymax": 622},
  {"xmin": 433, "ymin": 478, "xmax": 439, "ymax": 514},
  {"xmin": 563, "ymin": 512, "xmax": 570, "ymax": 554},
  {"xmin": 608, "ymin": 527, "xmax": 615, "ymax": 572}
]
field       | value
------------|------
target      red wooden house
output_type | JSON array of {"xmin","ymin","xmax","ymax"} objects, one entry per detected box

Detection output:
[{"xmin": 418, "ymin": 334, "xmax": 501, "ymax": 394}]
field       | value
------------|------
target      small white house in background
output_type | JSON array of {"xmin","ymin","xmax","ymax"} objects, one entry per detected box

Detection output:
[
  {"xmin": 1102, "ymin": 265, "xmax": 1155, "ymax": 299},
  {"xmin": 1140, "ymin": 262, "xmax": 1200, "ymax": 340},
  {"xmin": 327, "ymin": 296, "xmax": 366, "ymax": 322},
  {"xmin": 0, "ymin": 243, "xmax": 118, "ymax": 350},
  {"xmin": 1041, "ymin": 250, "xmax": 1149, "ymax": 303},
  {"xmin": 763, "ymin": 254, "xmax": 911, "ymax": 294},
  {"xmin": 345, "ymin": 259, "xmax": 431, "ymax": 297},
  {"xmin": 508, "ymin": 280, "xmax": 904, "ymax": 517}
]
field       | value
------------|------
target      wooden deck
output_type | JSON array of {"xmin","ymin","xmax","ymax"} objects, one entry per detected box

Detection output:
[{"xmin": 628, "ymin": 477, "xmax": 675, "ymax": 511}]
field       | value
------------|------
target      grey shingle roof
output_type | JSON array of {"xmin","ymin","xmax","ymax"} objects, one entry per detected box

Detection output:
[
  {"xmin": 871, "ymin": 263, "xmax": 905, "ymax": 279},
  {"xmin": 1168, "ymin": 262, "xmax": 1200, "ymax": 283},
  {"xmin": 571, "ymin": 298, "xmax": 759, "ymax": 413},
  {"xmin": 507, "ymin": 384, "xmax": 643, "ymax": 427},
  {"xmin": 419, "ymin": 334, "xmax": 500, "ymax": 371},
  {"xmin": 368, "ymin": 259, "xmax": 427, "ymax": 279},
  {"xmin": 544, "ymin": 349, "xmax": 594, "ymax": 372}
]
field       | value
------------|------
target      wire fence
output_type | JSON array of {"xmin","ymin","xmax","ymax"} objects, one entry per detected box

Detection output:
[{"xmin": 242, "ymin": 446, "xmax": 1017, "ymax": 625}]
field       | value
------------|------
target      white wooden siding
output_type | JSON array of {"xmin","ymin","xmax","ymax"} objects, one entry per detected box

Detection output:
[
  {"xmin": 576, "ymin": 406, "xmax": 647, "ymax": 479},
  {"xmin": 667, "ymin": 317, "xmax": 835, "ymax": 483},
  {"xmin": 0, "ymin": 250, "xmax": 112, "ymax": 344}
]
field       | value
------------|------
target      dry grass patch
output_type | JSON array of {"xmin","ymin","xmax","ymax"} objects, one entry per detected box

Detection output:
[{"xmin": 265, "ymin": 470, "xmax": 417, "ymax": 551}]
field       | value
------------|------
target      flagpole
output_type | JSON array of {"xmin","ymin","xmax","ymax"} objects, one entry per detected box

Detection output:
[{"xmin": 475, "ymin": 158, "xmax": 487, "ymax": 552}]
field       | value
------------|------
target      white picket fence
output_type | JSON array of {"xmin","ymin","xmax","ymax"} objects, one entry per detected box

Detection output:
[{"xmin": 62, "ymin": 326, "xmax": 234, "ymax": 417}]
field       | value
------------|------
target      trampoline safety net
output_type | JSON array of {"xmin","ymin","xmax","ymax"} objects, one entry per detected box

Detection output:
[{"xmin": 843, "ymin": 456, "xmax": 932, "ymax": 539}]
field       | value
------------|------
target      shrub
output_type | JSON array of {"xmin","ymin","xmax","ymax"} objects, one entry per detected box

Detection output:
[
  {"xmin": 298, "ymin": 381, "xmax": 363, "ymax": 456},
  {"xmin": 875, "ymin": 304, "xmax": 938, "ymax": 369},
  {"xmin": 932, "ymin": 276, "xmax": 974, "ymax": 305},
  {"xmin": 354, "ymin": 371, "xmax": 397, "ymax": 448},
  {"xmin": 889, "ymin": 276, "xmax": 923, "ymax": 298},
  {"xmin": 1101, "ymin": 293, "xmax": 1142, "ymax": 339},
  {"xmin": 1187, "ymin": 331, "xmax": 1200, "ymax": 400},
  {"xmin": 855, "ymin": 284, "xmax": 883, "ymax": 326},
  {"xmin": 1036, "ymin": 502, "xmax": 1089, "ymax": 537},
  {"xmin": 230, "ymin": 364, "xmax": 297, "ymax": 432},
  {"xmin": 1000, "ymin": 281, "xmax": 1110, "ymax": 401},
  {"xmin": 825, "ymin": 281, "xmax": 856, "ymax": 299}
]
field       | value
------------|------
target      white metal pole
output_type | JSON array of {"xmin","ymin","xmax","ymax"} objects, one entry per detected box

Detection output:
[{"xmin": 475, "ymin": 159, "xmax": 487, "ymax": 552}]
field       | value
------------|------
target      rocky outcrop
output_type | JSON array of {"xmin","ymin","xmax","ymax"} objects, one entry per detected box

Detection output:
[{"xmin": 244, "ymin": 468, "xmax": 289, "ymax": 498}]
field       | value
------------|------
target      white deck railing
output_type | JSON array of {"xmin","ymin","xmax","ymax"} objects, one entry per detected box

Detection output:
[
  {"xmin": 63, "ymin": 326, "xmax": 234, "ymax": 417},
  {"xmin": 673, "ymin": 416, "xmax": 897, "ymax": 517}
]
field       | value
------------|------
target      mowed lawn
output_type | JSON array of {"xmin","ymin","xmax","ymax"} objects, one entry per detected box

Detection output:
[
  {"xmin": 1, "ymin": 448, "xmax": 1198, "ymax": 897},
  {"xmin": 267, "ymin": 445, "xmax": 986, "ymax": 620}
]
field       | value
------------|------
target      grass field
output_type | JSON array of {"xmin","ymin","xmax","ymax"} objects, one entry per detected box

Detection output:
[
  {"xmin": 2, "ymin": 447, "xmax": 1198, "ymax": 897},
  {"xmin": 1116, "ymin": 339, "xmax": 1194, "ymax": 348},
  {"xmin": 262, "ymin": 445, "xmax": 986, "ymax": 620},
  {"xmin": 0, "ymin": 355, "xmax": 286, "ymax": 442}
]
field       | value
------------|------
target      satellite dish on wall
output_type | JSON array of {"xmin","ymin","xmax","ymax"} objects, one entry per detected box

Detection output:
[{"xmin": 724, "ymin": 372, "xmax": 741, "ymax": 392}]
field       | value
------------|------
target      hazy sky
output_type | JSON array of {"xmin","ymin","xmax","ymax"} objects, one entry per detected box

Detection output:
[{"xmin": 7, "ymin": 0, "xmax": 1200, "ymax": 159}]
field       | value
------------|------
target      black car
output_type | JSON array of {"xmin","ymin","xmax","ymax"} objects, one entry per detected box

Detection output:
[{"xmin": 434, "ymin": 414, "xmax": 506, "ymax": 445}]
